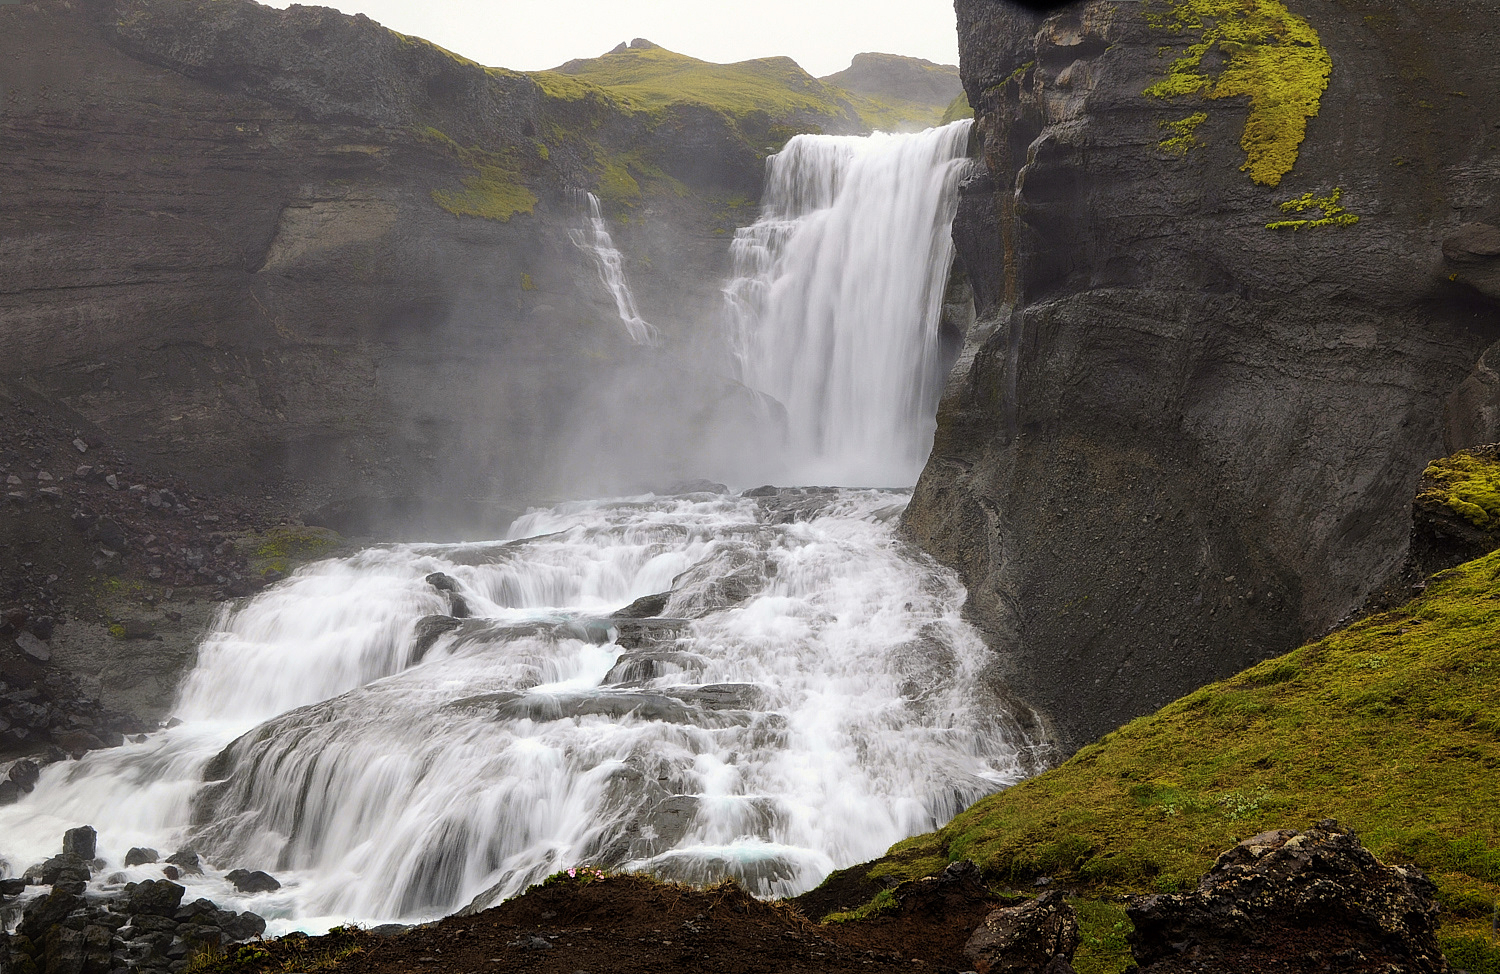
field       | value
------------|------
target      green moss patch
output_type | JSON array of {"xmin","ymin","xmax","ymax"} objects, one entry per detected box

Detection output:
[
  {"xmin": 1419, "ymin": 449, "xmax": 1500, "ymax": 533},
  {"xmin": 1266, "ymin": 186, "xmax": 1360, "ymax": 229},
  {"xmin": 940, "ymin": 91, "xmax": 975, "ymax": 125},
  {"xmin": 1144, "ymin": 0, "xmax": 1332, "ymax": 186},
  {"xmin": 868, "ymin": 548, "xmax": 1500, "ymax": 924},
  {"xmin": 418, "ymin": 127, "xmax": 538, "ymax": 223},
  {"xmin": 238, "ymin": 526, "xmax": 344, "ymax": 576},
  {"xmin": 1072, "ymin": 898, "xmax": 1134, "ymax": 974}
]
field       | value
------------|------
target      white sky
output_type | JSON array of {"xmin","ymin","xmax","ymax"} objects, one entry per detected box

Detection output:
[{"xmin": 261, "ymin": 0, "xmax": 960, "ymax": 78}]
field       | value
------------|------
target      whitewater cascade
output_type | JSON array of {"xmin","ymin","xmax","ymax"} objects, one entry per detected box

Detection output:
[
  {"xmin": 571, "ymin": 192, "xmax": 659, "ymax": 346},
  {"xmin": 0, "ymin": 491, "xmax": 1031, "ymax": 928},
  {"xmin": 0, "ymin": 126, "xmax": 1022, "ymax": 934},
  {"xmin": 724, "ymin": 121, "xmax": 973, "ymax": 487}
]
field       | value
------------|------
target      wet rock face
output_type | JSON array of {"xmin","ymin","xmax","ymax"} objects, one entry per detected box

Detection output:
[
  {"xmin": 1127, "ymin": 821, "xmax": 1447, "ymax": 974},
  {"xmin": 911, "ymin": 0, "xmax": 1500, "ymax": 751}
]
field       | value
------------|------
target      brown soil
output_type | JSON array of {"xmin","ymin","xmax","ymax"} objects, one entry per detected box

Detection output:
[{"xmin": 221, "ymin": 875, "xmax": 997, "ymax": 974}]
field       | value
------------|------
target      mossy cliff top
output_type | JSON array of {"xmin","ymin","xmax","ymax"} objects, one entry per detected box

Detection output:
[{"xmin": 1417, "ymin": 446, "xmax": 1500, "ymax": 536}]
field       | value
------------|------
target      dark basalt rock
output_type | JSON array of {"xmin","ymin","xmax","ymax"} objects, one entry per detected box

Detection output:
[
  {"xmin": 9, "ymin": 759, "xmax": 40, "ymax": 792},
  {"xmin": 964, "ymin": 890, "xmax": 1079, "ymax": 974},
  {"xmin": 62, "ymin": 825, "xmax": 97, "ymax": 860},
  {"xmin": 910, "ymin": 0, "xmax": 1500, "ymax": 753},
  {"xmin": 1126, "ymin": 820, "xmax": 1447, "ymax": 974},
  {"xmin": 411, "ymin": 615, "xmax": 463, "ymax": 661},
  {"xmin": 225, "ymin": 868, "xmax": 281, "ymax": 894},
  {"xmin": 124, "ymin": 848, "xmax": 160, "ymax": 868},
  {"xmin": 125, "ymin": 879, "xmax": 186, "ymax": 918},
  {"xmin": 163, "ymin": 849, "xmax": 203, "ymax": 876},
  {"xmin": 612, "ymin": 592, "xmax": 671, "ymax": 619}
]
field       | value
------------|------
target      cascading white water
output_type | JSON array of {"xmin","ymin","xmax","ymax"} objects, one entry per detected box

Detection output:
[
  {"xmin": 571, "ymin": 192, "xmax": 659, "ymax": 346},
  {"xmin": 0, "ymin": 491, "xmax": 1032, "ymax": 930},
  {"xmin": 724, "ymin": 121, "xmax": 973, "ymax": 487},
  {"xmin": 0, "ymin": 125, "xmax": 1026, "ymax": 935}
]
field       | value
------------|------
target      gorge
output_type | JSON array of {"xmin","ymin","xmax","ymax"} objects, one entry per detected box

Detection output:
[{"xmin": 3, "ymin": 0, "xmax": 1500, "ymax": 965}]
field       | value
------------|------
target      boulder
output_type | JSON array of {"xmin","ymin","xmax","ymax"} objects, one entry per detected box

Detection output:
[
  {"xmin": 9, "ymin": 759, "xmax": 41, "ymax": 792},
  {"xmin": 164, "ymin": 849, "xmax": 202, "ymax": 876},
  {"xmin": 225, "ymin": 869, "xmax": 281, "ymax": 894},
  {"xmin": 124, "ymin": 879, "xmax": 186, "ymax": 918},
  {"xmin": 26, "ymin": 854, "xmax": 91, "ymax": 886},
  {"xmin": 0, "ymin": 780, "xmax": 19, "ymax": 806},
  {"xmin": 411, "ymin": 615, "xmax": 463, "ymax": 661},
  {"xmin": 1, "ymin": 877, "xmax": 27, "ymax": 896},
  {"xmin": 219, "ymin": 910, "xmax": 268, "ymax": 943},
  {"xmin": 124, "ymin": 847, "xmax": 159, "ymax": 867},
  {"xmin": 964, "ymin": 890, "xmax": 1079, "ymax": 974},
  {"xmin": 62, "ymin": 826, "xmax": 97, "ymax": 860},
  {"xmin": 13, "ymin": 632, "xmax": 50, "ymax": 663},
  {"xmin": 612, "ymin": 592, "xmax": 670, "ymax": 619},
  {"xmin": 1126, "ymin": 820, "xmax": 1447, "ymax": 973}
]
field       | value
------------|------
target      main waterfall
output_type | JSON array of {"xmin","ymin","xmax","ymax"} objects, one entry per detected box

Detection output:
[
  {"xmin": 0, "ymin": 124, "xmax": 1025, "ymax": 932},
  {"xmin": 726, "ymin": 121, "xmax": 972, "ymax": 486}
]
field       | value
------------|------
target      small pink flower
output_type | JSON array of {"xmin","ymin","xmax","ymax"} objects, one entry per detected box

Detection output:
[{"xmin": 567, "ymin": 868, "xmax": 576, "ymax": 878}]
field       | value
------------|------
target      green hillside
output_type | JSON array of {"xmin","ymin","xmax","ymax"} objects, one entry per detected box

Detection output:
[
  {"xmin": 537, "ymin": 42, "xmax": 951, "ymax": 134},
  {"xmin": 832, "ymin": 457, "xmax": 1500, "ymax": 971}
]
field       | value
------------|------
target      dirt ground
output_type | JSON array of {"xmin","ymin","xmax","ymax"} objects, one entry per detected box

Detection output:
[{"xmin": 228, "ymin": 874, "xmax": 999, "ymax": 974}]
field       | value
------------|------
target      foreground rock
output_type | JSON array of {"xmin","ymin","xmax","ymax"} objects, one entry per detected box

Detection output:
[
  {"xmin": 1127, "ymin": 820, "xmax": 1447, "ymax": 973},
  {"xmin": 964, "ymin": 890, "xmax": 1079, "ymax": 974}
]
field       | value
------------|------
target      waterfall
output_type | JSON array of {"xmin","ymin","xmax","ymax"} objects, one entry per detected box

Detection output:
[
  {"xmin": 0, "ymin": 490, "xmax": 1031, "ymax": 929},
  {"xmin": 0, "ymin": 123, "xmax": 1022, "ymax": 934},
  {"xmin": 724, "ymin": 121, "xmax": 973, "ymax": 487},
  {"xmin": 571, "ymin": 192, "xmax": 659, "ymax": 346}
]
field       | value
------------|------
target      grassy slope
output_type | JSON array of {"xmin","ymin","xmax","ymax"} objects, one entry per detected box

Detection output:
[
  {"xmin": 845, "ymin": 458, "xmax": 1500, "ymax": 971},
  {"xmin": 537, "ymin": 44, "xmax": 944, "ymax": 132}
]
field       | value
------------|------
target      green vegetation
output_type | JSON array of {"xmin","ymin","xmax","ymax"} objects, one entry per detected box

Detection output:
[
  {"xmin": 418, "ymin": 127, "xmax": 537, "ymax": 222},
  {"xmin": 1266, "ymin": 186, "xmax": 1360, "ymax": 229},
  {"xmin": 940, "ymin": 91, "xmax": 974, "ymax": 125},
  {"xmin": 864, "ymin": 546, "xmax": 1500, "ymax": 936},
  {"xmin": 1143, "ymin": 0, "xmax": 1333, "ymax": 186},
  {"xmin": 1419, "ymin": 450, "xmax": 1500, "ymax": 531},
  {"xmin": 1071, "ymin": 898, "xmax": 1134, "ymax": 974},
  {"xmin": 239, "ymin": 526, "xmax": 344, "ymax": 576},
  {"xmin": 822, "ymin": 888, "xmax": 900, "ymax": 923},
  {"xmin": 532, "ymin": 44, "xmax": 943, "ymax": 133},
  {"xmin": 538, "ymin": 45, "xmax": 853, "ymax": 121},
  {"xmin": 1158, "ymin": 111, "xmax": 1208, "ymax": 154}
]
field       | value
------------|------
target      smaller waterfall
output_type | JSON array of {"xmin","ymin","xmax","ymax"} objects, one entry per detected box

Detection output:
[
  {"xmin": 724, "ymin": 121, "xmax": 973, "ymax": 487},
  {"xmin": 571, "ymin": 192, "xmax": 659, "ymax": 346}
]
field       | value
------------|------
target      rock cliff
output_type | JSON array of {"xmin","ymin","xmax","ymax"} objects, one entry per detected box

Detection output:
[
  {"xmin": 0, "ymin": 0, "xmax": 862, "ymax": 538},
  {"xmin": 907, "ymin": 0, "xmax": 1500, "ymax": 750}
]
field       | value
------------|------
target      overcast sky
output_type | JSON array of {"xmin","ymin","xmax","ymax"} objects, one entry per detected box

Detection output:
[{"xmin": 260, "ymin": 0, "xmax": 960, "ymax": 78}]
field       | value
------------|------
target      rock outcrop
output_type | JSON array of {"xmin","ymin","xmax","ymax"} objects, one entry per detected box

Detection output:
[
  {"xmin": 908, "ymin": 0, "xmax": 1500, "ymax": 751},
  {"xmin": 1127, "ymin": 821, "xmax": 1448, "ymax": 973}
]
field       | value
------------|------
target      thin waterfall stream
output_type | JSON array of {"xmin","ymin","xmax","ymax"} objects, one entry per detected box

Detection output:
[{"xmin": 0, "ymin": 122, "xmax": 1030, "ymax": 932}]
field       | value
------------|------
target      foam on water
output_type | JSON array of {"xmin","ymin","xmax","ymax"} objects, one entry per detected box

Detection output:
[{"xmin": 0, "ymin": 490, "xmax": 1032, "ymax": 929}]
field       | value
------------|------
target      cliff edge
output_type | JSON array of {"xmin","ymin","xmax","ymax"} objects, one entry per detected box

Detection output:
[{"xmin": 906, "ymin": 0, "xmax": 1500, "ymax": 751}]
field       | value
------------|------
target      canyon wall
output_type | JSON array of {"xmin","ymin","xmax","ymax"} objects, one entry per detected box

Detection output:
[
  {"xmin": 0, "ymin": 0, "xmax": 816, "ymax": 537},
  {"xmin": 908, "ymin": 0, "xmax": 1500, "ymax": 750}
]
